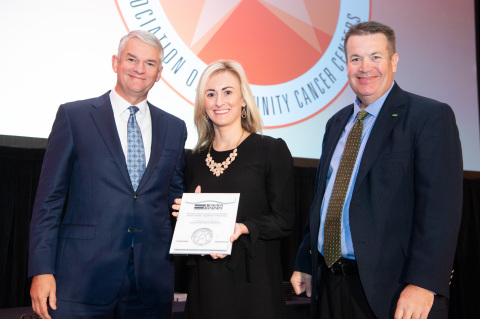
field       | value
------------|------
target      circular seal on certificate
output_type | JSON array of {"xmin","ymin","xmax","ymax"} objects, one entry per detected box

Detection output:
[
  {"xmin": 192, "ymin": 228, "xmax": 213, "ymax": 246},
  {"xmin": 115, "ymin": 0, "xmax": 370, "ymax": 128}
]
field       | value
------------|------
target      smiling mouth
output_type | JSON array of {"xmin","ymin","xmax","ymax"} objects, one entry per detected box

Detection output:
[
  {"xmin": 129, "ymin": 74, "xmax": 145, "ymax": 80},
  {"xmin": 214, "ymin": 110, "xmax": 230, "ymax": 114},
  {"xmin": 357, "ymin": 75, "xmax": 377, "ymax": 81}
]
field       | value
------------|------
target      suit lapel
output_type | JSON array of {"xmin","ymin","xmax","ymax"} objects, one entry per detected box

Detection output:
[
  {"xmin": 319, "ymin": 107, "xmax": 353, "ymax": 185},
  {"xmin": 311, "ymin": 106, "xmax": 353, "ymax": 231},
  {"xmin": 136, "ymin": 103, "xmax": 167, "ymax": 192},
  {"xmin": 90, "ymin": 92, "xmax": 132, "ymax": 189},
  {"xmin": 353, "ymin": 83, "xmax": 406, "ymax": 196}
]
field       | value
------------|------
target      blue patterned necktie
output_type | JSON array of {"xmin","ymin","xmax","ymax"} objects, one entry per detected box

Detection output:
[{"xmin": 127, "ymin": 106, "xmax": 146, "ymax": 191}]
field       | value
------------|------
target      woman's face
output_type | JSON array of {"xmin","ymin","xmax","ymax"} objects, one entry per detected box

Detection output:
[{"xmin": 204, "ymin": 71, "xmax": 245, "ymax": 130}]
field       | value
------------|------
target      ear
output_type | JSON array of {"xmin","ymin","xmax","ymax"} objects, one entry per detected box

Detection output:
[
  {"xmin": 155, "ymin": 66, "xmax": 163, "ymax": 82},
  {"xmin": 391, "ymin": 53, "xmax": 399, "ymax": 73},
  {"xmin": 112, "ymin": 55, "xmax": 119, "ymax": 73}
]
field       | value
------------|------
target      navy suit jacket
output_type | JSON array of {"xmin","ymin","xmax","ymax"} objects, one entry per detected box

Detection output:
[
  {"xmin": 295, "ymin": 83, "xmax": 463, "ymax": 318},
  {"xmin": 28, "ymin": 91, "xmax": 187, "ymax": 305}
]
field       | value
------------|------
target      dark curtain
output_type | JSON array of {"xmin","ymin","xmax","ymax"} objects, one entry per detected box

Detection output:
[
  {"xmin": 1, "ymin": 146, "xmax": 480, "ymax": 319},
  {"xmin": 0, "ymin": 146, "xmax": 44, "ymax": 308},
  {"xmin": 281, "ymin": 166, "xmax": 317, "ymax": 280},
  {"xmin": 449, "ymin": 179, "xmax": 480, "ymax": 318}
]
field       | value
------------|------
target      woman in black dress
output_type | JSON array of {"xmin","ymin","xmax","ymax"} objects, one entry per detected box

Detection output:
[{"xmin": 172, "ymin": 60, "xmax": 295, "ymax": 319}]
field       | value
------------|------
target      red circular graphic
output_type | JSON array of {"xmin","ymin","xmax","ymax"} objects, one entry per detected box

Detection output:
[{"xmin": 160, "ymin": 0, "xmax": 340, "ymax": 85}]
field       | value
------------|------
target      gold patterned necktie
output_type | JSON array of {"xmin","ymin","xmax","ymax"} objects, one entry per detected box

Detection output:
[{"xmin": 323, "ymin": 110, "xmax": 368, "ymax": 268}]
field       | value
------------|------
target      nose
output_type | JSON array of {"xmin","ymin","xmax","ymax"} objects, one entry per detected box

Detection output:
[
  {"xmin": 133, "ymin": 62, "xmax": 146, "ymax": 74},
  {"xmin": 215, "ymin": 94, "xmax": 223, "ymax": 107},
  {"xmin": 359, "ymin": 59, "xmax": 372, "ymax": 72}
]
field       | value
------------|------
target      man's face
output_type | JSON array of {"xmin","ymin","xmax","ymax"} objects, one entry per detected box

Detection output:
[
  {"xmin": 112, "ymin": 38, "xmax": 162, "ymax": 105},
  {"xmin": 346, "ymin": 33, "xmax": 398, "ymax": 107}
]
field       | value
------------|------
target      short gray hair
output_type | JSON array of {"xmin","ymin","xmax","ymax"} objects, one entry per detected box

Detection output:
[{"xmin": 117, "ymin": 30, "xmax": 164, "ymax": 67}]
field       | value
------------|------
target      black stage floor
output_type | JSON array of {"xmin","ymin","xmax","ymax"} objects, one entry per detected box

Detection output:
[{"xmin": 0, "ymin": 297, "xmax": 310, "ymax": 319}]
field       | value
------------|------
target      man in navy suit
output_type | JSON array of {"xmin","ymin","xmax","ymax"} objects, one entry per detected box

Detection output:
[
  {"xmin": 28, "ymin": 30, "xmax": 187, "ymax": 319},
  {"xmin": 291, "ymin": 21, "xmax": 463, "ymax": 319}
]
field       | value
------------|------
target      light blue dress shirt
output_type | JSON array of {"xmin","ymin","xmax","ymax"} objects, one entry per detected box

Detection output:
[{"xmin": 318, "ymin": 83, "xmax": 395, "ymax": 260}]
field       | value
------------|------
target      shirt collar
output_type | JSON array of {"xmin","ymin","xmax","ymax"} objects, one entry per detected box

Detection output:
[
  {"xmin": 353, "ymin": 81, "xmax": 395, "ymax": 118},
  {"xmin": 109, "ymin": 89, "xmax": 149, "ymax": 117}
]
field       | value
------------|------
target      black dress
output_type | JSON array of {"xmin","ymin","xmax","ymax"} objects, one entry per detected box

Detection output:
[{"xmin": 183, "ymin": 133, "xmax": 295, "ymax": 319}]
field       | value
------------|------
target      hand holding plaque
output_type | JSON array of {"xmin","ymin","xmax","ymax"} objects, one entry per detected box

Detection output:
[{"xmin": 170, "ymin": 192, "xmax": 240, "ymax": 255}]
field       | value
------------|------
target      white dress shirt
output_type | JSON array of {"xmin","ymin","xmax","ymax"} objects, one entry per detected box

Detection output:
[{"xmin": 109, "ymin": 89, "xmax": 152, "ymax": 165}]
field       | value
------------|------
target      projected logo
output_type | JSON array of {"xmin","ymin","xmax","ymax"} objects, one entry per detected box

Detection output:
[{"xmin": 115, "ymin": 0, "xmax": 370, "ymax": 128}]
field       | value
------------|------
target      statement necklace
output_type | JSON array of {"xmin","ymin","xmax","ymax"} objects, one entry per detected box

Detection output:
[{"xmin": 205, "ymin": 130, "xmax": 245, "ymax": 177}]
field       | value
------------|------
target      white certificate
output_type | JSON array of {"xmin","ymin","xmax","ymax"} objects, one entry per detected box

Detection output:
[{"xmin": 169, "ymin": 193, "xmax": 240, "ymax": 255}]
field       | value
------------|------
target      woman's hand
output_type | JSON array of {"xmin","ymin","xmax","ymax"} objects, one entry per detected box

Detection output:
[
  {"xmin": 210, "ymin": 253, "xmax": 227, "ymax": 259},
  {"xmin": 209, "ymin": 223, "xmax": 249, "ymax": 259},
  {"xmin": 172, "ymin": 185, "xmax": 201, "ymax": 217},
  {"xmin": 230, "ymin": 223, "xmax": 249, "ymax": 242},
  {"xmin": 171, "ymin": 197, "xmax": 182, "ymax": 218}
]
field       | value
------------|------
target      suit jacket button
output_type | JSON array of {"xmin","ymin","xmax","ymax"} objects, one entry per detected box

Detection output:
[
  {"xmin": 127, "ymin": 227, "xmax": 133, "ymax": 232},
  {"xmin": 134, "ymin": 194, "xmax": 139, "ymax": 199}
]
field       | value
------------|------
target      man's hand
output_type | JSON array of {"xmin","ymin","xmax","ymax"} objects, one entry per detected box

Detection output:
[
  {"xmin": 394, "ymin": 284, "xmax": 434, "ymax": 319},
  {"xmin": 30, "ymin": 274, "xmax": 57, "ymax": 319},
  {"xmin": 290, "ymin": 271, "xmax": 312, "ymax": 297}
]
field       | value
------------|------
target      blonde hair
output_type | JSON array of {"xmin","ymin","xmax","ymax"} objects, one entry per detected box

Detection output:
[{"xmin": 193, "ymin": 60, "xmax": 263, "ymax": 152}]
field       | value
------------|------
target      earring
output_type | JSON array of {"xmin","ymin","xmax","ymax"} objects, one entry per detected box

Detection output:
[
  {"xmin": 241, "ymin": 105, "xmax": 247, "ymax": 119},
  {"xmin": 204, "ymin": 113, "xmax": 209, "ymax": 121}
]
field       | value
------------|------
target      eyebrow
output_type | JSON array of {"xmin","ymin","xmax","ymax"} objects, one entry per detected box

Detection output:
[
  {"xmin": 205, "ymin": 86, "xmax": 234, "ymax": 92},
  {"xmin": 349, "ymin": 51, "xmax": 384, "ymax": 59},
  {"xmin": 126, "ymin": 53, "xmax": 158, "ymax": 64}
]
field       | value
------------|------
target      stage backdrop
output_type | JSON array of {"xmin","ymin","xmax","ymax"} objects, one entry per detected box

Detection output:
[{"xmin": 0, "ymin": 0, "xmax": 479, "ymax": 171}]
